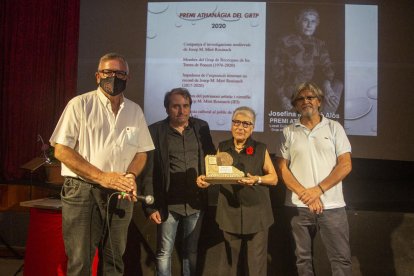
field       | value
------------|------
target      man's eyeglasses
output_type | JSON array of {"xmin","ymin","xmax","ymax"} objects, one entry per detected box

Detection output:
[
  {"xmin": 98, "ymin": 70, "xmax": 128, "ymax": 80},
  {"xmin": 295, "ymin": 96, "xmax": 318, "ymax": 102},
  {"xmin": 232, "ymin": 120, "xmax": 254, "ymax": 128}
]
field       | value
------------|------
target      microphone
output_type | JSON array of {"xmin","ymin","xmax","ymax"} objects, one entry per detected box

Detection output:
[
  {"xmin": 121, "ymin": 192, "xmax": 154, "ymax": 204},
  {"xmin": 136, "ymin": 195, "xmax": 154, "ymax": 205}
]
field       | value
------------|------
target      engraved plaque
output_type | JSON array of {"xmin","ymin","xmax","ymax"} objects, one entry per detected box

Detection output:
[{"xmin": 205, "ymin": 152, "xmax": 247, "ymax": 184}]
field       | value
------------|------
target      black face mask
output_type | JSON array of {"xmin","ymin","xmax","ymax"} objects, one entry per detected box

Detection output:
[{"xmin": 99, "ymin": 76, "xmax": 126, "ymax": 96}]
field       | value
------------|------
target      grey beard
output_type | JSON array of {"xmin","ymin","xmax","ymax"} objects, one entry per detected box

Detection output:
[{"xmin": 301, "ymin": 109, "xmax": 313, "ymax": 118}]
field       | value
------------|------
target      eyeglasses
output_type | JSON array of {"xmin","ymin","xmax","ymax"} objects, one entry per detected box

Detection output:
[
  {"xmin": 232, "ymin": 120, "xmax": 254, "ymax": 128},
  {"xmin": 98, "ymin": 70, "xmax": 128, "ymax": 80},
  {"xmin": 295, "ymin": 96, "xmax": 318, "ymax": 102}
]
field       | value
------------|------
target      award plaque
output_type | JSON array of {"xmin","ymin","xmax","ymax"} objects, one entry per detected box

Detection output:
[{"xmin": 205, "ymin": 152, "xmax": 247, "ymax": 184}]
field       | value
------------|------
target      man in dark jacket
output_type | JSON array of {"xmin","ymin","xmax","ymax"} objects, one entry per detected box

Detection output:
[{"xmin": 141, "ymin": 88, "xmax": 215, "ymax": 276}]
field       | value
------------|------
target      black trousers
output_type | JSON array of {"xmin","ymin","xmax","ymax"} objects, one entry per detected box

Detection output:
[{"xmin": 223, "ymin": 228, "xmax": 269, "ymax": 276}]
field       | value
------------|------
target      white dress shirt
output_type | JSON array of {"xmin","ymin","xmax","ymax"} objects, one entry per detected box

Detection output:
[{"xmin": 50, "ymin": 89, "xmax": 154, "ymax": 178}]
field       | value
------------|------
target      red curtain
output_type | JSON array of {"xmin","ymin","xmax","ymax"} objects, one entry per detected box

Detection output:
[{"xmin": 0, "ymin": 0, "xmax": 79, "ymax": 181}]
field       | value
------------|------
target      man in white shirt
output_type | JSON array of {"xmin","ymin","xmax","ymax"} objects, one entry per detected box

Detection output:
[
  {"xmin": 50, "ymin": 53, "xmax": 154, "ymax": 275},
  {"xmin": 276, "ymin": 82, "xmax": 352, "ymax": 275}
]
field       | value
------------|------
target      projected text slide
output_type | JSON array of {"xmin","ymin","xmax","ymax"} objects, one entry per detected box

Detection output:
[{"xmin": 145, "ymin": 2, "xmax": 266, "ymax": 131}]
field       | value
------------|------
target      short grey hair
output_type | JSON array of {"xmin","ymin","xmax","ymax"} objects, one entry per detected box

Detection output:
[
  {"xmin": 98, "ymin": 52, "xmax": 129, "ymax": 73},
  {"xmin": 232, "ymin": 106, "xmax": 256, "ymax": 124}
]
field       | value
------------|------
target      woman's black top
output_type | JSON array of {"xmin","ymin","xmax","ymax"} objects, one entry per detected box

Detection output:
[{"xmin": 216, "ymin": 137, "xmax": 274, "ymax": 234}]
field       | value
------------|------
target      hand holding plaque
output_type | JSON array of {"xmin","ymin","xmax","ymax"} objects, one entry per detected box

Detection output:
[{"xmin": 204, "ymin": 152, "xmax": 248, "ymax": 184}]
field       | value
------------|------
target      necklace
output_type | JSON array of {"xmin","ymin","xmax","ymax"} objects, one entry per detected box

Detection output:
[{"xmin": 234, "ymin": 145, "xmax": 245, "ymax": 150}]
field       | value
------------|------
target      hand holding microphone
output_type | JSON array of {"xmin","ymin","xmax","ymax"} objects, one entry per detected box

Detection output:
[
  {"xmin": 120, "ymin": 192, "xmax": 154, "ymax": 204},
  {"xmin": 118, "ymin": 171, "xmax": 154, "ymax": 204}
]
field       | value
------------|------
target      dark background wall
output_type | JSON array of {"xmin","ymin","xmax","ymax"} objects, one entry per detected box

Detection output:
[
  {"xmin": 76, "ymin": 0, "xmax": 414, "ymax": 213},
  {"xmin": 77, "ymin": 0, "xmax": 414, "ymax": 161},
  {"xmin": 75, "ymin": 0, "xmax": 414, "ymax": 275},
  {"xmin": 0, "ymin": 0, "xmax": 413, "ymax": 275}
]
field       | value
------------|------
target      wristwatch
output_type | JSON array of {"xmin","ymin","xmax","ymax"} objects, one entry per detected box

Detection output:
[{"xmin": 255, "ymin": 176, "xmax": 262, "ymax": 185}]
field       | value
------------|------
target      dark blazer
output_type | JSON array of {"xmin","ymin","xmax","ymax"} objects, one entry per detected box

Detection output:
[{"xmin": 140, "ymin": 117, "xmax": 215, "ymax": 220}]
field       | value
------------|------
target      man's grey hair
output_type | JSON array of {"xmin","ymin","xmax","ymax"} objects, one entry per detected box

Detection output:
[
  {"xmin": 291, "ymin": 82, "xmax": 324, "ymax": 111},
  {"xmin": 98, "ymin": 52, "xmax": 129, "ymax": 73}
]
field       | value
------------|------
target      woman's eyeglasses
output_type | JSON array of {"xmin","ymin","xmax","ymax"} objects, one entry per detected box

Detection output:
[{"xmin": 232, "ymin": 120, "xmax": 253, "ymax": 128}]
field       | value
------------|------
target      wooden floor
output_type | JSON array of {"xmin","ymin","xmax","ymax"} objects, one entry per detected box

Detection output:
[
  {"xmin": 1, "ymin": 179, "xmax": 414, "ymax": 275},
  {"xmin": 1, "ymin": 209, "xmax": 414, "ymax": 276},
  {"xmin": 0, "ymin": 247, "xmax": 24, "ymax": 276},
  {"xmin": 0, "ymin": 258, "xmax": 24, "ymax": 276}
]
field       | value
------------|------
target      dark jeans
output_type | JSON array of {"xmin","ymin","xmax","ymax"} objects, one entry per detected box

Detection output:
[
  {"xmin": 223, "ymin": 229, "xmax": 269, "ymax": 276},
  {"xmin": 61, "ymin": 177, "xmax": 133, "ymax": 276},
  {"xmin": 288, "ymin": 207, "xmax": 352, "ymax": 276}
]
